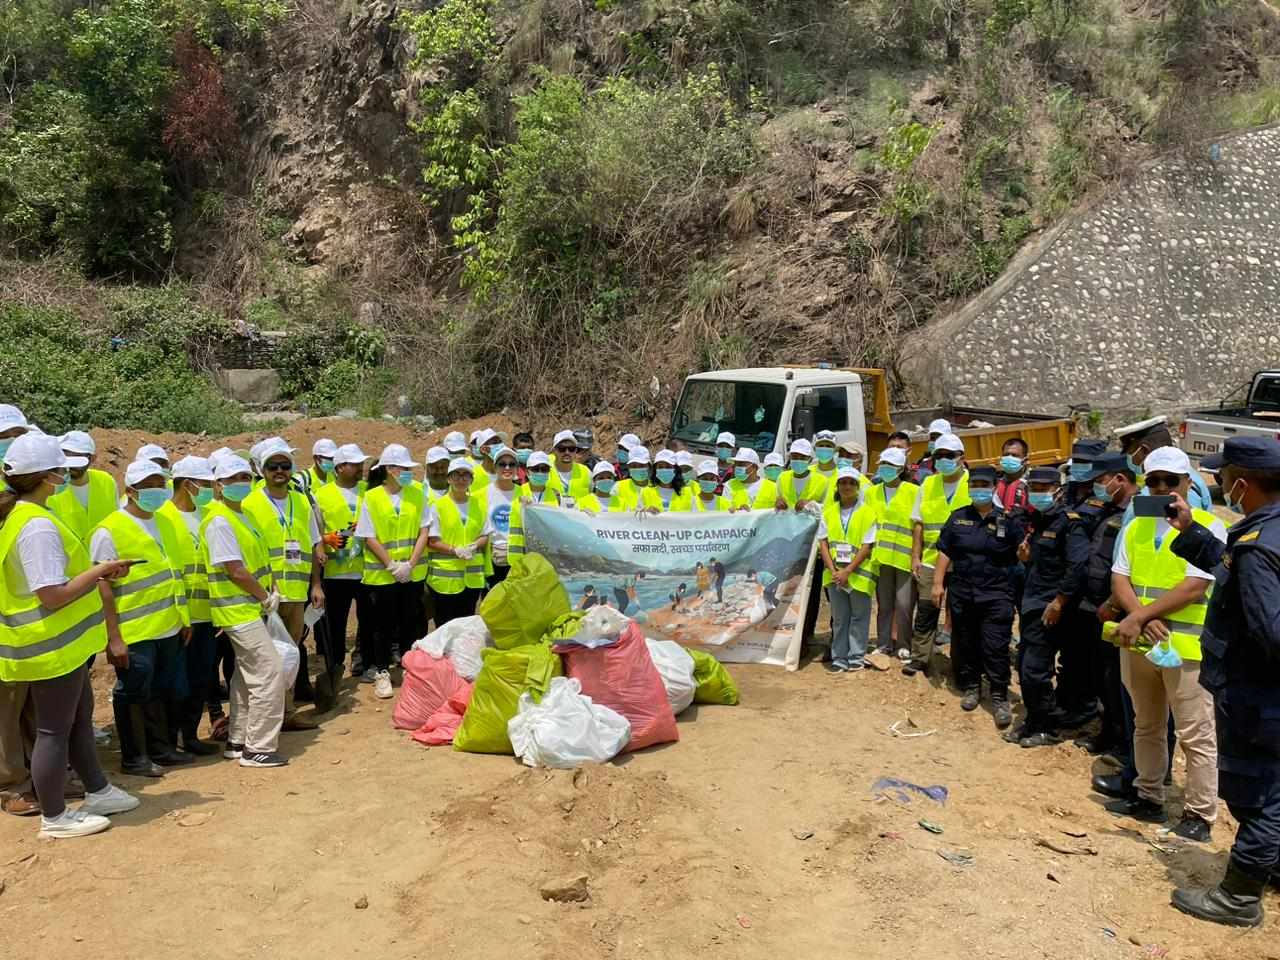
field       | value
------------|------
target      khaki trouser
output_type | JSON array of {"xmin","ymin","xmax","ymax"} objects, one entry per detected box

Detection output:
[
  {"xmin": 1120, "ymin": 651, "xmax": 1218, "ymax": 822},
  {"xmin": 225, "ymin": 619, "xmax": 285, "ymax": 754},
  {"xmin": 909, "ymin": 564, "xmax": 939, "ymax": 664},
  {"xmin": 0, "ymin": 679, "xmax": 34, "ymax": 793}
]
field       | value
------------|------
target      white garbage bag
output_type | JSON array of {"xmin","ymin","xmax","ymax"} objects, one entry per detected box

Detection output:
[
  {"xmin": 266, "ymin": 612, "xmax": 301, "ymax": 688},
  {"xmin": 570, "ymin": 605, "xmax": 631, "ymax": 649},
  {"xmin": 507, "ymin": 677, "xmax": 631, "ymax": 769},
  {"xmin": 412, "ymin": 615, "xmax": 492, "ymax": 680},
  {"xmin": 644, "ymin": 638, "xmax": 697, "ymax": 715}
]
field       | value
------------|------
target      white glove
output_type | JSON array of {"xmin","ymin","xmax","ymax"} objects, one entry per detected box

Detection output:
[
  {"xmin": 802, "ymin": 500, "xmax": 823, "ymax": 518},
  {"xmin": 260, "ymin": 590, "xmax": 282, "ymax": 616},
  {"xmin": 390, "ymin": 561, "xmax": 412, "ymax": 584},
  {"xmin": 455, "ymin": 545, "xmax": 475, "ymax": 562}
]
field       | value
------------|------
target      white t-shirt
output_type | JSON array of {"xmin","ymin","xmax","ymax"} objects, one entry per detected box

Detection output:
[
  {"xmin": 72, "ymin": 483, "xmax": 91, "ymax": 507},
  {"xmin": 336, "ymin": 486, "xmax": 359, "ymax": 509},
  {"xmin": 1111, "ymin": 517, "xmax": 1227, "ymax": 581},
  {"xmin": 422, "ymin": 497, "xmax": 473, "ymax": 538},
  {"xmin": 483, "ymin": 486, "xmax": 516, "ymax": 565},
  {"xmin": 205, "ymin": 516, "xmax": 245, "ymax": 566},
  {"xmin": 556, "ymin": 468, "xmax": 573, "ymax": 490},
  {"xmin": 89, "ymin": 512, "xmax": 163, "ymax": 562},
  {"xmin": 4, "ymin": 516, "xmax": 69, "ymax": 597},
  {"xmin": 911, "ymin": 481, "xmax": 962, "ymax": 523},
  {"xmin": 818, "ymin": 506, "xmax": 878, "ymax": 544},
  {"xmin": 354, "ymin": 492, "xmax": 403, "ymax": 539},
  {"xmin": 263, "ymin": 491, "xmax": 321, "ymax": 542},
  {"xmin": 745, "ymin": 480, "xmax": 762, "ymax": 503},
  {"xmin": 174, "ymin": 505, "xmax": 202, "ymax": 540}
]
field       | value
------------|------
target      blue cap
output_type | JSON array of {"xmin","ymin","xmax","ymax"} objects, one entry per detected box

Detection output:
[
  {"xmin": 1028, "ymin": 466, "xmax": 1061, "ymax": 484},
  {"xmin": 1092, "ymin": 451, "xmax": 1131, "ymax": 476},
  {"xmin": 1202, "ymin": 437, "xmax": 1280, "ymax": 472},
  {"xmin": 1071, "ymin": 439, "xmax": 1108, "ymax": 461},
  {"xmin": 969, "ymin": 465, "xmax": 998, "ymax": 484}
]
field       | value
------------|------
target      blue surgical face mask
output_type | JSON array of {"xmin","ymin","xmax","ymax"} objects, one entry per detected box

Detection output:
[
  {"xmin": 629, "ymin": 466, "xmax": 649, "ymax": 483},
  {"xmin": 487, "ymin": 443, "xmax": 503, "ymax": 459},
  {"xmin": 717, "ymin": 447, "xmax": 732, "ymax": 463},
  {"xmin": 1225, "ymin": 479, "xmax": 1246, "ymax": 515},
  {"xmin": 999, "ymin": 455, "xmax": 1023, "ymax": 474},
  {"xmin": 1093, "ymin": 481, "xmax": 1113, "ymax": 503},
  {"xmin": 681, "ymin": 467, "xmax": 695, "ymax": 481},
  {"xmin": 1069, "ymin": 462, "xmax": 1093, "ymax": 483},
  {"xmin": 934, "ymin": 457, "xmax": 960, "ymax": 477},
  {"xmin": 135, "ymin": 487, "xmax": 173, "ymax": 513},
  {"xmin": 733, "ymin": 465, "xmax": 748, "ymax": 482},
  {"xmin": 317, "ymin": 459, "xmax": 333, "ymax": 475},
  {"xmin": 516, "ymin": 448, "xmax": 532, "ymax": 465},
  {"xmin": 472, "ymin": 443, "xmax": 483, "ymax": 458},
  {"xmin": 617, "ymin": 449, "xmax": 630, "ymax": 465},
  {"xmin": 815, "ymin": 447, "xmax": 835, "ymax": 465},
  {"xmin": 927, "ymin": 441, "xmax": 936, "ymax": 454},
  {"xmin": 222, "ymin": 481, "xmax": 252, "ymax": 503},
  {"xmin": 0, "ymin": 438, "xmax": 13, "ymax": 461},
  {"xmin": 699, "ymin": 478, "xmax": 718, "ymax": 494},
  {"xmin": 790, "ymin": 458, "xmax": 810, "ymax": 475},
  {"xmin": 194, "ymin": 486, "xmax": 215, "ymax": 508},
  {"xmin": 877, "ymin": 464, "xmax": 899, "ymax": 483},
  {"xmin": 656, "ymin": 467, "xmax": 676, "ymax": 485},
  {"xmin": 969, "ymin": 488, "xmax": 994, "ymax": 506},
  {"xmin": 398, "ymin": 470, "xmax": 416, "ymax": 487},
  {"xmin": 764, "ymin": 465, "xmax": 783, "ymax": 482},
  {"xmin": 53, "ymin": 473, "xmax": 70, "ymax": 495},
  {"xmin": 595, "ymin": 478, "xmax": 615, "ymax": 496},
  {"xmin": 1125, "ymin": 451, "xmax": 1143, "ymax": 474},
  {"xmin": 1028, "ymin": 492, "xmax": 1054, "ymax": 510},
  {"xmin": 836, "ymin": 458, "xmax": 854, "ymax": 471},
  {"xmin": 530, "ymin": 471, "xmax": 549, "ymax": 489}
]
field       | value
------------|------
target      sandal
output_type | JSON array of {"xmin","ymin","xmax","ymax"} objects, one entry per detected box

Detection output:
[{"xmin": 2, "ymin": 791, "xmax": 41, "ymax": 817}]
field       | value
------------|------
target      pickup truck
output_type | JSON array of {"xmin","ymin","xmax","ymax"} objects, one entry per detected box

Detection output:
[
  {"xmin": 1181, "ymin": 369, "xmax": 1280, "ymax": 467},
  {"xmin": 669, "ymin": 366, "xmax": 1076, "ymax": 466}
]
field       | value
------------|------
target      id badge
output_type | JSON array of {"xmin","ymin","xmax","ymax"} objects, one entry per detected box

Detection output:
[
  {"xmin": 284, "ymin": 539, "xmax": 303, "ymax": 563},
  {"xmin": 835, "ymin": 542, "xmax": 854, "ymax": 565}
]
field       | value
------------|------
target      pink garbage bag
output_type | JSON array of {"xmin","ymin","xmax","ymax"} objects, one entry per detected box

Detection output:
[
  {"xmin": 394, "ymin": 649, "xmax": 471, "ymax": 731},
  {"xmin": 412, "ymin": 689, "xmax": 473, "ymax": 746}
]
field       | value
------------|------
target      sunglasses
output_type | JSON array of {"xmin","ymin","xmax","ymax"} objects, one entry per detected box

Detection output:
[
  {"xmin": 555, "ymin": 445, "xmax": 576, "ymax": 453},
  {"xmin": 264, "ymin": 461, "xmax": 292, "ymax": 473},
  {"xmin": 1145, "ymin": 473, "xmax": 1180, "ymax": 489},
  {"xmin": 497, "ymin": 461, "xmax": 518, "ymax": 469},
  {"xmin": 530, "ymin": 467, "xmax": 551, "ymax": 474}
]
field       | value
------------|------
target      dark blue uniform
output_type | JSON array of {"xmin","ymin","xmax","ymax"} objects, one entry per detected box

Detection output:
[
  {"xmin": 937, "ymin": 503, "xmax": 1024, "ymax": 698},
  {"xmin": 1055, "ymin": 496, "xmax": 1117, "ymax": 728},
  {"xmin": 1075, "ymin": 496, "xmax": 1129, "ymax": 751},
  {"xmin": 1018, "ymin": 501, "xmax": 1092, "ymax": 736}
]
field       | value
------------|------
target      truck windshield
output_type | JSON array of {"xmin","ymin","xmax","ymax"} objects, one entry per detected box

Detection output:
[
  {"xmin": 671, "ymin": 380, "xmax": 785, "ymax": 452},
  {"xmin": 1250, "ymin": 374, "xmax": 1280, "ymax": 412}
]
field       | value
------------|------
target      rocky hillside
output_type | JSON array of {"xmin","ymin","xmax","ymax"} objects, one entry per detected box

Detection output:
[{"xmin": 2, "ymin": 0, "xmax": 1279, "ymax": 435}]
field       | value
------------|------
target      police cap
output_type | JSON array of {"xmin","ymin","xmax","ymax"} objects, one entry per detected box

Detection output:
[
  {"xmin": 1028, "ymin": 466, "xmax": 1060, "ymax": 484},
  {"xmin": 1092, "ymin": 451, "xmax": 1131, "ymax": 477},
  {"xmin": 1202, "ymin": 436, "xmax": 1280, "ymax": 472},
  {"xmin": 968, "ymin": 465, "xmax": 998, "ymax": 484},
  {"xmin": 1071, "ymin": 438, "xmax": 1108, "ymax": 461}
]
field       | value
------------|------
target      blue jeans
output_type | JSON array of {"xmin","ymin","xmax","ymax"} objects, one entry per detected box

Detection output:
[
  {"xmin": 828, "ymin": 586, "xmax": 872, "ymax": 666},
  {"xmin": 112, "ymin": 634, "xmax": 183, "ymax": 706}
]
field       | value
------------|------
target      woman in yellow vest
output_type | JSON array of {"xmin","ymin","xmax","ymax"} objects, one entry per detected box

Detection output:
[
  {"xmin": 411, "ymin": 458, "xmax": 488, "ymax": 626},
  {"xmin": 871, "ymin": 445, "xmax": 920, "ymax": 657},
  {"xmin": 0, "ymin": 433, "xmax": 139, "ymax": 838},
  {"xmin": 313, "ymin": 443, "xmax": 371, "ymax": 693},
  {"xmin": 508, "ymin": 451, "xmax": 561, "ymax": 566},
  {"xmin": 158, "ymin": 455, "xmax": 221, "ymax": 756},
  {"xmin": 642, "ymin": 449, "xmax": 693, "ymax": 512},
  {"xmin": 355, "ymin": 445, "xmax": 427, "ymax": 699},
  {"xmin": 47, "ymin": 431, "xmax": 119, "ymax": 543},
  {"xmin": 476, "ymin": 445, "xmax": 519, "ymax": 586},
  {"xmin": 692, "ymin": 460, "xmax": 730, "ymax": 512},
  {"xmin": 776, "ymin": 439, "xmax": 830, "ymax": 511},
  {"xmin": 578, "ymin": 461, "xmax": 628, "ymax": 514},
  {"xmin": 614, "ymin": 445, "xmax": 652, "ymax": 511},
  {"xmin": 90, "ymin": 460, "xmax": 194, "ymax": 776},
  {"xmin": 818, "ymin": 467, "xmax": 879, "ymax": 672}
]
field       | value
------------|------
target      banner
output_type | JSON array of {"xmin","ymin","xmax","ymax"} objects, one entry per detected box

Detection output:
[{"xmin": 522, "ymin": 505, "xmax": 819, "ymax": 669}]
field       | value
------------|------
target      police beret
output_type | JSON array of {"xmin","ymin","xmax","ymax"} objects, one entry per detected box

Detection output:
[
  {"xmin": 1028, "ymin": 466, "xmax": 1061, "ymax": 483},
  {"xmin": 1071, "ymin": 438, "xmax": 1108, "ymax": 460},
  {"xmin": 1202, "ymin": 437, "xmax": 1280, "ymax": 472},
  {"xmin": 969, "ymin": 465, "xmax": 998, "ymax": 483}
]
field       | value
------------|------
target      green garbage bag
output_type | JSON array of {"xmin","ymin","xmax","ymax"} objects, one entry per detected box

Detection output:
[
  {"xmin": 688, "ymin": 649, "xmax": 740, "ymax": 706},
  {"xmin": 479, "ymin": 553, "xmax": 571, "ymax": 650},
  {"xmin": 541, "ymin": 610, "xmax": 587, "ymax": 645},
  {"xmin": 453, "ymin": 644, "xmax": 563, "ymax": 754}
]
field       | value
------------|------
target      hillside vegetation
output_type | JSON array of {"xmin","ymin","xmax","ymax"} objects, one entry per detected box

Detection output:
[{"xmin": 2, "ymin": 0, "xmax": 1279, "ymax": 434}]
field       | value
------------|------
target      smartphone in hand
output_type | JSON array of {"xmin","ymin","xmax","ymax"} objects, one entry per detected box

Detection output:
[{"xmin": 1132, "ymin": 494, "xmax": 1174, "ymax": 519}]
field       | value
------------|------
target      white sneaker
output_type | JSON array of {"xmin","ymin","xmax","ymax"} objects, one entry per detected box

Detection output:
[
  {"xmin": 39, "ymin": 808, "xmax": 111, "ymax": 839},
  {"xmin": 360, "ymin": 667, "xmax": 377, "ymax": 684},
  {"xmin": 896, "ymin": 648, "xmax": 911, "ymax": 661},
  {"xmin": 79, "ymin": 783, "xmax": 140, "ymax": 817},
  {"xmin": 93, "ymin": 725, "xmax": 112, "ymax": 745},
  {"xmin": 374, "ymin": 669, "xmax": 393, "ymax": 700}
]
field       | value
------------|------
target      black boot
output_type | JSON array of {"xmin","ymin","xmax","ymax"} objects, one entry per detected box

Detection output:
[
  {"xmin": 1171, "ymin": 858, "xmax": 1265, "ymax": 928},
  {"xmin": 144, "ymin": 701, "xmax": 194, "ymax": 767},
  {"xmin": 115, "ymin": 701, "xmax": 163, "ymax": 778},
  {"xmin": 175, "ymin": 698, "xmax": 219, "ymax": 756}
]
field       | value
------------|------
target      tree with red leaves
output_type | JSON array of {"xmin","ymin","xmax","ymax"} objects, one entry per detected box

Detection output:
[{"xmin": 162, "ymin": 30, "xmax": 236, "ymax": 196}]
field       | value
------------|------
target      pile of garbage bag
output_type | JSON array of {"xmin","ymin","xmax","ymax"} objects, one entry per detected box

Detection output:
[{"xmin": 393, "ymin": 553, "xmax": 738, "ymax": 767}]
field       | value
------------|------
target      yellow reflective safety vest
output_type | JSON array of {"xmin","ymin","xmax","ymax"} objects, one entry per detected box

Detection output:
[
  {"xmin": 200, "ymin": 501, "xmax": 272, "ymax": 629},
  {"xmin": 872, "ymin": 481, "xmax": 920, "ymax": 572},
  {"xmin": 641, "ymin": 485, "xmax": 694, "ymax": 512},
  {"xmin": 157, "ymin": 501, "xmax": 210, "ymax": 623},
  {"xmin": 547, "ymin": 462, "xmax": 592, "ymax": 501},
  {"xmin": 692, "ymin": 493, "xmax": 731, "ymax": 512},
  {"xmin": 578, "ymin": 490, "xmax": 627, "ymax": 514},
  {"xmin": 47, "ymin": 469, "xmax": 119, "ymax": 543},
  {"xmin": 777, "ymin": 469, "xmax": 829, "ymax": 508},
  {"xmin": 428, "ymin": 493, "xmax": 487, "ymax": 594},
  {"xmin": 307, "ymin": 466, "xmax": 332, "ymax": 491},
  {"xmin": 93, "ymin": 510, "xmax": 190, "ymax": 643},
  {"xmin": 242, "ymin": 488, "xmax": 316, "ymax": 602},
  {"xmin": 361, "ymin": 484, "xmax": 427, "ymax": 586},
  {"xmin": 918, "ymin": 471, "xmax": 971, "ymax": 568},
  {"xmin": 728, "ymin": 477, "xmax": 778, "ymax": 510},
  {"xmin": 821, "ymin": 499, "xmax": 878, "ymax": 595},
  {"xmin": 471, "ymin": 465, "xmax": 491, "ymax": 491},
  {"xmin": 614, "ymin": 478, "xmax": 644, "ymax": 512},
  {"xmin": 508, "ymin": 488, "xmax": 561, "ymax": 565},
  {"xmin": 0, "ymin": 502, "xmax": 107, "ymax": 682},
  {"xmin": 314, "ymin": 483, "xmax": 364, "ymax": 580},
  {"xmin": 1121, "ymin": 508, "xmax": 1217, "ymax": 662}
]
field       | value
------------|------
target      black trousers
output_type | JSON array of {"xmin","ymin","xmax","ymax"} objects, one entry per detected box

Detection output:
[
  {"xmin": 802, "ymin": 568, "xmax": 824, "ymax": 640},
  {"xmin": 1018, "ymin": 613, "xmax": 1064, "ymax": 734},
  {"xmin": 431, "ymin": 587, "xmax": 481, "ymax": 629},
  {"xmin": 368, "ymin": 582, "xmax": 425, "ymax": 670},
  {"xmin": 487, "ymin": 564, "xmax": 510, "ymax": 590},
  {"xmin": 1095, "ymin": 626, "xmax": 1128, "ymax": 752},
  {"xmin": 322, "ymin": 578, "xmax": 371, "ymax": 674},
  {"xmin": 949, "ymin": 593, "xmax": 1013, "ymax": 697},
  {"xmin": 1057, "ymin": 606, "xmax": 1100, "ymax": 722}
]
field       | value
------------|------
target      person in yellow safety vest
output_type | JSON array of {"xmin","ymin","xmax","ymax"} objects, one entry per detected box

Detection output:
[
  {"xmin": 828, "ymin": 438, "xmax": 873, "ymax": 503},
  {"xmin": 411, "ymin": 458, "xmax": 489, "ymax": 629},
  {"xmin": 578, "ymin": 460, "xmax": 628, "ymax": 514},
  {"xmin": 775, "ymin": 439, "xmax": 831, "ymax": 511},
  {"xmin": 871, "ymin": 445, "xmax": 920, "ymax": 658},
  {"xmin": 713, "ymin": 431, "xmax": 737, "ymax": 483},
  {"xmin": 0, "ymin": 433, "xmax": 140, "ymax": 838},
  {"xmin": 157, "ymin": 455, "xmax": 221, "ymax": 758},
  {"xmin": 905, "ymin": 432, "xmax": 970, "ymax": 675},
  {"xmin": 692, "ymin": 460, "xmax": 731, "ymax": 511},
  {"xmin": 247, "ymin": 439, "xmax": 272, "ymax": 492},
  {"xmin": 442, "ymin": 430, "xmax": 469, "ymax": 462},
  {"xmin": 819, "ymin": 467, "xmax": 879, "ymax": 672},
  {"xmin": 46, "ymin": 431, "xmax": 119, "ymax": 543},
  {"xmin": 241, "ymin": 438, "xmax": 323, "ymax": 730},
  {"xmin": 309, "ymin": 438, "xmax": 337, "ymax": 491},
  {"xmin": 472, "ymin": 445, "xmax": 519, "ymax": 586},
  {"xmin": 614, "ymin": 432, "xmax": 640, "ymax": 478},
  {"xmin": 469, "ymin": 430, "xmax": 485, "ymax": 462},
  {"xmin": 313, "ymin": 443, "xmax": 371, "ymax": 696},
  {"xmin": 547, "ymin": 428, "xmax": 591, "ymax": 500},
  {"xmin": 90, "ymin": 459, "xmax": 194, "ymax": 777},
  {"xmin": 423, "ymin": 445, "xmax": 452, "ymax": 503},
  {"xmin": 675, "ymin": 450, "xmax": 696, "ymax": 487},
  {"xmin": 614, "ymin": 445, "xmax": 651, "ymax": 511},
  {"xmin": 355, "ymin": 444, "xmax": 427, "ymax": 700},
  {"xmin": 643, "ymin": 449, "xmax": 694, "ymax": 512},
  {"xmin": 1106, "ymin": 446, "xmax": 1223, "ymax": 838},
  {"xmin": 470, "ymin": 428, "xmax": 500, "ymax": 492},
  {"xmin": 200, "ymin": 454, "xmax": 288, "ymax": 768},
  {"xmin": 726, "ymin": 448, "xmax": 772, "ymax": 511},
  {"xmin": 811, "ymin": 429, "xmax": 842, "ymax": 499},
  {"xmin": 508, "ymin": 451, "xmax": 562, "ymax": 566}
]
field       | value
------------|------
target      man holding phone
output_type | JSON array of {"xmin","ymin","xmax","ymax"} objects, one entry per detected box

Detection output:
[{"xmin": 1106, "ymin": 446, "xmax": 1224, "ymax": 841}]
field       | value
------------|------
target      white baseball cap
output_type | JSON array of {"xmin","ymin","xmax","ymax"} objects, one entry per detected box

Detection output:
[
  {"xmin": 171, "ymin": 455, "xmax": 214, "ymax": 482},
  {"xmin": 527, "ymin": 451, "xmax": 551, "ymax": 469},
  {"xmin": 814, "ymin": 429, "xmax": 838, "ymax": 445},
  {"xmin": 697, "ymin": 459, "xmax": 719, "ymax": 477},
  {"xmin": 592, "ymin": 460, "xmax": 616, "ymax": 478},
  {"xmin": 443, "ymin": 431, "xmax": 468, "ymax": 454},
  {"xmin": 676, "ymin": 450, "xmax": 694, "ymax": 468},
  {"xmin": 628, "ymin": 445, "xmax": 651, "ymax": 465},
  {"xmin": 60, "ymin": 430, "xmax": 96, "ymax": 456},
  {"xmin": 1142, "ymin": 446, "xmax": 1191, "ymax": 476},
  {"xmin": 654, "ymin": 448, "xmax": 677, "ymax": 465},
  {"xmin": 716, "ymin": 431, "xmax": 736, "ymax": 447},
  {"xmin": 734, "ymin": 448, "xmax": 760, "ymax": 466},
  {"xmin": 762, "ymin": 452, "xmax": 785, "ymax": 468},
  {"xmin": 879, "ymin": 447, "xmax": 908, "ymax": 467},
  {"xmin": 552, "ymin": 429, "xmax": 577, "ymax": 448},
  {"xmin": 477, "ymin": 428, "xmax": 499, "ymax": 447},
  {"xmin": 334, "ymin": 443, "xmax": 368, "ymax": 467},
  {"xmin": 836, "ymin": 467, "xmax": 860, "ymax": 482},
  {"xmin": 137, "ymin": 443, "xmax": 169, "ymax": 463},
  {"xmin": 490, "ymin": 445, "xmax": 516, "ymax": 463},
  {"xmin": 448, "ymin": 457, "xmax": 474, "ymax": 476},
  {"xmin": 425, "ymin": 446, "xmax": 451, "ymax": 465},
  {"xmin": 469, "ymin": 430, "xmax": 482, "ymax": 443},
  {"xmin": 618, "ymin": 433, "xmax": 640, "ymax": 450},
  {"xmin": 257, "ymin": 438, "xmax": 297, "ymax": 466},
  {"xmin": 209, "ymin": 446, "xmax": 232, "ymax": 462},
  {"xmin": 124, "ymin": 459, "xmax": 168, "ymax": 488},
  {"xmin": 312, "ymin": 438, "xmax": 338, "ymax": 458},
  {"xmin": 213, "ymin": 455, "xmax": 253, "ymax": 481},
  {"xmin": 789, "ymin": 438, "xmax": 813, "ymax": 457},
  {"xmin": 928, "ymin": 419, "xmax": 952, "ymax": 436},
  {"xmin": 934, "ymin": 433, "xmax": 965, "ymax": 455},
  {"xmin": 3, "ymin": 433, "xmax": 85, "ymax": 475},
  {"xmin": 374, "ymin": 444, "xmax": 419, "ymax": 469},
  {"xmin": 0, "ymin": 404, "xmax": 29, "ymax": 433}
]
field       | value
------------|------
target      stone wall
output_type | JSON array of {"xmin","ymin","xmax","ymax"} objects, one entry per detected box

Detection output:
[{"xmin": 904, "ymin": 124, "xmax": 1280, "ymax": 416}]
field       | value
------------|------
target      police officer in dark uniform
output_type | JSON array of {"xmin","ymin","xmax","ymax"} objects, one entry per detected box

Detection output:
[
  {"xmin": 1065, "ymin": 438, "xmax": 1108, "ymax": 508},
  {"xmin": 1167, "ymin": 437, "xmax": 1280, "ymax": 928},
  {"xmin": 933, "ymin": 466, "xmax": 1024, "ymax": 729},
  {"xmin": 1006, "ymin": 466, "xmax": 1092, "ymax": 748}
]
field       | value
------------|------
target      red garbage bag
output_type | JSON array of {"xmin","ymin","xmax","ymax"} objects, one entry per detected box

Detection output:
[
  {"xmin": 412, "ymin": 689, "xmax": 473, "ymax": 746},
  {"xmin": 553, "ymin": 621, "xmax": 678, "ymax": 752},
  {"xmin": 394, "ymin": 649, "xmax": 471, "ymax": 731}
]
